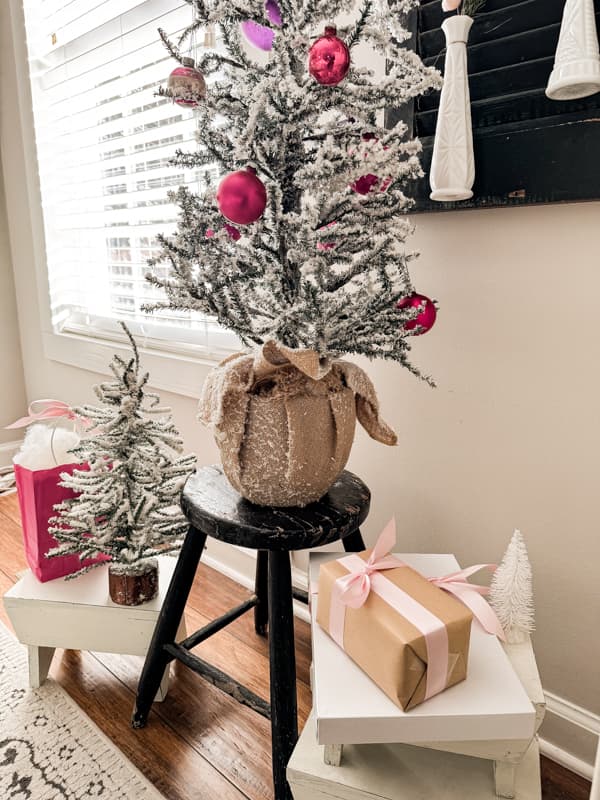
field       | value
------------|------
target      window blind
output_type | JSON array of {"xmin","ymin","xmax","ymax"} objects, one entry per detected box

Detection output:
[{"xmin": 23, "ymin": 0, "xmax": 238, "ymax": 353}]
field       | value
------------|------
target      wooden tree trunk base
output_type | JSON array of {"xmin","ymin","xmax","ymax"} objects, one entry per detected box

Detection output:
[{"xmin": 108, "ymin": 560, "xmax": 159, "ymax": 606}]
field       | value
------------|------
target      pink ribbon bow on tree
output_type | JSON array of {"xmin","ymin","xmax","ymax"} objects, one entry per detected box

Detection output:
[{"xmin": 6, "ymin": 399, "xmax": 88, "ymax": 430}]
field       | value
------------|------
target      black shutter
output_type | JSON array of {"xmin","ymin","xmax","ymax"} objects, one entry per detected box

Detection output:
[{"xmin": 387, "ymin": 0, "xmax": 600, "ymax": 211}]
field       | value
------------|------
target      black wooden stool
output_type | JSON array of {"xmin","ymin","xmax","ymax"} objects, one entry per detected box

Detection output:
[{"xmin": 132, "ymin": 464, "xmax": 370, "ymax": 800}]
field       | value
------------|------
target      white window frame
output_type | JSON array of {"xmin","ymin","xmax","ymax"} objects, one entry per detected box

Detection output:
[{"xmin": 4, "ymin": 0, "xmax": 236, "ymax": 400}]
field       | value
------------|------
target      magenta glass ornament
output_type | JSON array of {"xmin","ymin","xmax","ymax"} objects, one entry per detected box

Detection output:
[
  {"xmin": 167, "ymin": 58, "xmax": 206, "ymax": 107},
  {"xmin": 396, "ymin": 293, "xmax": 437, "ymax": 334},
  {"xmin": 317, "ymin": 221, "xmax": 337, "ymax": 250},
  {"xmin": 217, "ymin": 167, "xmax": 267, "ymax": 225},
  {"xmin": 351, "ymin": 133, "xmax": 392, "ymax": 194},
  {"xmin": 240, "ymin": 0, "xmax": 282, "ymax": 51},
  {"xmin": 309, "ymin": 26, "xmax": 351, "ymax": 86},
  {"xmin": 206, "ymin": 224, "xmax": 241, "ymax": 241}
]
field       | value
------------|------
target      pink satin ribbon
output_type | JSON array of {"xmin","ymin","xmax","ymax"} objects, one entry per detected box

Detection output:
[
  {"xmin": 429, "ymin": 566, "xmax": 506, "ymax": 640},
  {"xmin": 6, "ymin": 399, "xmax": 87, "ymax": 429},
  {"xmin": 328, "ymin": 519, "xmax": 505, "ymax": 702}
]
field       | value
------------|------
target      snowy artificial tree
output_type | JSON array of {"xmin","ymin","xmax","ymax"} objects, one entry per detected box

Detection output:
[
  {"xmin": 48, "ymin": 324, "xmax": 196, "ymax": 605},
  {"xmin": 489, "ymin": 530, "xmax": 535, "ymax": 644},
  {"xmin": 145, "ymin": 1, "xmax": 442, "ymax": 506}
]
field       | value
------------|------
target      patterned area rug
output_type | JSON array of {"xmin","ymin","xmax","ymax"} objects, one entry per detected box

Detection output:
[{"xmin": 0, "ymin": 623, "xmax": 164, "ymax": 799}]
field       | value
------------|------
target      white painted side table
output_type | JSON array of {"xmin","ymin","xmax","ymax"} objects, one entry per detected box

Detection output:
[
  {"xmin": 288, "ymin": 715, "xmax": 541, "ymax": 800},
  {"xmin": 3, "ymin": 556, "xmax": 185, "ymax": 700},
  {"xmin": 309, "ymin": 553, "xmax": 544, "ymax": 799}
]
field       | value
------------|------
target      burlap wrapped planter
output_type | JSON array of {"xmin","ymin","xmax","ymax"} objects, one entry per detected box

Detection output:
[{"xmin": 199, "ymin": 341, "xmax": 397, "ymax": 507}]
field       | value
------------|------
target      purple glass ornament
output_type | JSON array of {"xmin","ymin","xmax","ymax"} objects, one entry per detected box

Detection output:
[
  {"xmin": 240, "ymin": 1, "xmax": 281, "ymax": 52},
  {"xmin": 265, "ymin": 0, "xmax": 282, "ymax": 26}
]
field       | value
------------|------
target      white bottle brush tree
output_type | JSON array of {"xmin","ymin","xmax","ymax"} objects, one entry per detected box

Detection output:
[
  {"xmin": 489, "ymin": 530, "xmax": 535, "ymax": 644},
  {"xmin": 144, "ymin": 0, "xmax": 442, "ymax": 377},
  {"xmin": 48, "ymin": 324, "xmax": 196, "ymax": 578}
]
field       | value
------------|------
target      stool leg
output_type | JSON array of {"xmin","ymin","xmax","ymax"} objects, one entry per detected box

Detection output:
[
  {"xmin": 342, "ymin": 527, "xmax": 366, "ymax": 552},
  {"xmin": 132, "ymin": 526, "xmax": 207, "ymax": 729},
  {"xmin": 254, "ymin": 549, "xmax": 269, "ymax": 636},
  {"xmin": 268, "ymin": 550, "xmax": 298, "ymax": 800}
]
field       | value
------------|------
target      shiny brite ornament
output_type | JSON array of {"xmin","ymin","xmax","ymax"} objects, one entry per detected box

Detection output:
[
  {"xmin": 240, "ymin": 0, "xmax": 282, "ymax": 51},
  {"xmin": 352, "ymin": 133, "xmax": 392, "ymax": 195},
  {"xmin": 217, "ymin": 167, "xmax": 267, "ymax": 225},
  {"xmin": 396, "ymin": 293, "xmax": 437, "ymax": 334},
  {"xmin": 206, "ymin": 224, "xmax": 242, "ymax": 241},
  {"xmin": 308, "ymin": 26, "xmax": 351, "ymax": 86},
  {"xmin": 167, "ymin": 57, "xmax": 206, "ymax": 108}
]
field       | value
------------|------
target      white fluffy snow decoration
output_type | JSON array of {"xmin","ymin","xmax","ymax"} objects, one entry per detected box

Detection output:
[
  {"xmin": 489, "ymin": 529, "xmax": 535, "ymax": 644},
  {"xmin": 14, "ymin": 424, "xmax": 80, "ymax": 470}
]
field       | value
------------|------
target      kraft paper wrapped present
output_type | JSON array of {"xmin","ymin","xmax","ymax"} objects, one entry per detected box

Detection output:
[{"xmin": 316, "ymin": 520, "xmax": 505, "ymax": 711}]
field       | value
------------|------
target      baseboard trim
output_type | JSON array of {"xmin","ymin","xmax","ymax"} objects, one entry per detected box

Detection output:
[
  {"xmin": 539, "ymin": 738, "xmax": 594, "ymax": 781},
  {"xmin": 202, "ymin": 543, "xmax": 311, "ymax": 623},
  {"xmin": 0, "ymin": 440, "xmax": 21, "ymax": 467},
  {"xmin": 545, "ymin": 691, "xmax": 600, "ymax": 737}
]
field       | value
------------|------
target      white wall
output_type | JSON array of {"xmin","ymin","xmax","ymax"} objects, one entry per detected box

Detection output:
[
  {"xmin": 0, "ymin": 160, "xmax": 26, "ymax": 454},
  {"xmin": 2, "ymin": 0, "xmax": 598, "ymax": 776}
]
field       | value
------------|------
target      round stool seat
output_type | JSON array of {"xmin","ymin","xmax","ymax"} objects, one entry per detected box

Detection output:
[{"xmin": 181, "ymin": 465, "xmax": 371, "ymax": 551}]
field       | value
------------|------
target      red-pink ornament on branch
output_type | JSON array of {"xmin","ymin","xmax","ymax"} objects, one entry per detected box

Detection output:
[
  {"xmin": 206, "ymin": 224, "xmax": 242, "ymax": 241},
  {"xmin": 351, "ymin": 133, "xmax": 392, "ymax": 195},
  {"xmin": 396, "ymin": 293, "xmax": 437, "ymax": 334},
  {"xmin": 217, "ymin": 167, "xmax": 267, "ymax": 225},
  {"xmin": 167, "ymin": 58, "xmax": 206, "ymax": 108},
  {"xmin": 316, "ymin": 221, "xmax": 337, "ymax": 251},
  {"xmin": 240, "ymin": 0, "xmax": 282, "ymax": 51},
  {"xmin": 308, "ymin": 26, "xmax": 351, "ymax": 86}
]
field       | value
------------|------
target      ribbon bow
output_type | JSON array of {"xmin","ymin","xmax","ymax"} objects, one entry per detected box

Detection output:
[
  {"xmin": 337, "ymin": 519, "xmax": 402, "ymax": 609},
  {"xmin": 429, "ymin": 567, "xmax": 506, "ymax": 640},
  {"xmin": 6, "ymin": 399, "xmax": 87, "ymax": 430},
  {"xmin": 338, "ymin": 519, "xmax": 505, "ymax": 640}
]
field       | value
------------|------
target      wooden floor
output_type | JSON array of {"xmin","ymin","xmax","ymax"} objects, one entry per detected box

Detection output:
[{"xmin": 0, "ymin": 493, "xmax": 592, "ymax": 800}]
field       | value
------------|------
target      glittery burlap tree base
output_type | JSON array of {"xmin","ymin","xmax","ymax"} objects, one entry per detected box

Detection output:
[
  {"xmin": 199, "ymin": 342, "xmax": 397, "ymax": 507},
  {"xmin": 108, "ymin": 559, "xmax": 159, "ymax": 605}
]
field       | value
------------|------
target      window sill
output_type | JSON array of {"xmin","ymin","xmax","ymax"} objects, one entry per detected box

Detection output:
[{"xmin": 43, "ymin": 327, "xmax": 235, "ymax": 400}]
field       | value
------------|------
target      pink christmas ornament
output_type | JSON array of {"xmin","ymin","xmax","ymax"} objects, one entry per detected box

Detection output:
[
  {"xmin": 317, "ymin": 221, "xmax": 337, "ymax": 251},
  {"xmin": 167, "ymin": 58, "xmax": 206, "ymax": 108},
  {"xmin": 308, "ymin": 26, "xmax": 351, "ymax": 86},
  {"xmin": 240, "ymin": 0, "xmax": 282, "ymax": 51},
  {"xmin": 396, "ymin": 293, "xmax": 437, "ymax": 334},
  {"xmin": 442, "ymin": 0, "xmax": 462, "ymax": 10},
  {"xmin": 351, "ymin": 133, "xmax": 392, "ymax": 195},
  {"xmin": 217, "ymin": 167, "xmax": 267, "ymax": 225},
  {"xmin": 206, "ymin": 224, "xmax": 241, "ymax": 241}
]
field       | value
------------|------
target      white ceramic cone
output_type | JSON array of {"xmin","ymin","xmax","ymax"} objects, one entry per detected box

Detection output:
[
  {"xmin": 429, "ymin": 15, "xmax": 475, "ymax": 202},
  {"xmin": 546, "ymin": 0, "xmax": 600, "ymax": 100}
]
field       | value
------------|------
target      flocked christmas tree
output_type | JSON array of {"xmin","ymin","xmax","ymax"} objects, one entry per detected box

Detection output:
[
  {"xmin": 145, "ymin": 0, "xmax": 441, "ymax": 375},
  {"xmin": 489, "ymin": 530, "xmax": 535, "ymax": 644},
  {"xmin": 48, "ymin": 324, "xmax": 196, "ymax": 599}
]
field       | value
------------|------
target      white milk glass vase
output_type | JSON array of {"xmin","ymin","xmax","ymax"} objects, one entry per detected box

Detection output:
[
  {"xmin": 546, "ymin": 0, "xmax": 600, "ymax": 100},
  {"xmin": 429, "ymin": 14, "xmax": 475, "ymax": 202}
]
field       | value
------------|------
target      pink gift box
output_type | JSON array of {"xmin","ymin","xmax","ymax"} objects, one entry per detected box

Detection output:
[{"xmin": 14, "ymin": 462, "xmax": 107, "ymax": 582}]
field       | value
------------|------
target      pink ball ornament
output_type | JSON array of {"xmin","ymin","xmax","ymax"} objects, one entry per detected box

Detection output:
[
  {"xmin": 351, "ymin": 133, "xmax": 392, "ymax": 195},
  {"xmin": 217, "ymin": 167, "xmax": 267, "ymax": 225},
  {"xmin": 206, "ymin": 224, "xmax": 241, "ymax": 241},
  {"xmin": 240, "ymin": 0, "xmax": 282, "ymax": 51},
  {"xmin": 309, "ymin": 26, "xmax": 351, "ymax": 86},
  {"xmin": 316, "ymin": 221, "xmax": 337, "ymax": 251},
  {"xmin": 396, "ymin": 293, "xmax": 437, "ymax": 334},
  {"xmin": 167, "ymin": 58, "xmax": 206, "ymax": 108}
]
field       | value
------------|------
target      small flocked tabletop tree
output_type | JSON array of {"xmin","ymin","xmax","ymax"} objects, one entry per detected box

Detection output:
[
  {"xmin": 49, "ymin": 325, "xmax": 196, "ymax": 605},
  {"xmin": 146, "ymin": 1, "xmax": 441, "ymax": 506}
]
